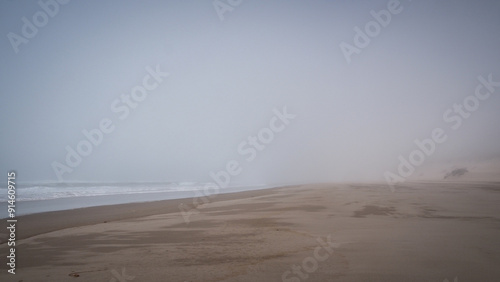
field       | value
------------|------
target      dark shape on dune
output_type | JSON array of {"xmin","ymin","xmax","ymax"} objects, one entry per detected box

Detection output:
[{"xmin": 444, "ymin": 167, "xmax": 468, "ymax": 179}]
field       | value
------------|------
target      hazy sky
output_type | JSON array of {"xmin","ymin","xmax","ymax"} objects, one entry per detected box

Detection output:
[{"xmin": 1, "ymin": 0, "xmax": 499, "ymax": 184}]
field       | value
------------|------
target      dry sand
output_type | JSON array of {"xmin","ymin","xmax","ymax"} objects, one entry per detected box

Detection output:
[{"xmin": 1, "ymin": 182, "xmax": 500, "ymax": 281}]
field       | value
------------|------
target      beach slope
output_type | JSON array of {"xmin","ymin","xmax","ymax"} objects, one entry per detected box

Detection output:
[{"xmin": 1, "ymin": 182, "xmax": 500, "ymax": 281}]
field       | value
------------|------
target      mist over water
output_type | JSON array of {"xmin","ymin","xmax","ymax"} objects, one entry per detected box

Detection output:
[
  {"xmin": 1, "ymin": 0, "xmax": 499, "ymax": 186},
  {"xmin": 1, "ymin": 3, "xmax": 500, "ymax": 281}
]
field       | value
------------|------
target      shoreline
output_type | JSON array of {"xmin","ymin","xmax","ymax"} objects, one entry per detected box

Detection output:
[
  {"xmin": 3, "ymin": 180, "xmax": 499, "ymax": 243},
  {"xmin": 1, "ymin": 182, "xmax": 500, "ymax": 281},
  {"xmin": 0, "ymin": 184, "xmax": 278, "ymax": 218},
  {"xmin": 0, "ymin": 185, "xmax": 289, "ymax": 243}
]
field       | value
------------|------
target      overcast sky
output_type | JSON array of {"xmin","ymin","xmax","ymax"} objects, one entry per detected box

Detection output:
[{"xmin": 1, "ymin": 0, "xmax": 499, "ymax": 184}]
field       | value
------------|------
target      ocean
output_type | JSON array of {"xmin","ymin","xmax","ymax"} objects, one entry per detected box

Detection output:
[{"xmin": 0, "ymin": 182, "xmax": 271, "ymax": 218}]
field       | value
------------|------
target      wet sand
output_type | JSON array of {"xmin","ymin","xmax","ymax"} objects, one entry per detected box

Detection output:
[{"xmin": 1, "ymin": 182, "xmax": 500, "ymax": 281}]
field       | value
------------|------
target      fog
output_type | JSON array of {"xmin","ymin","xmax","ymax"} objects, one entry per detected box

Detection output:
[{"xmin": 1, "ymin": 0, "xmax": 499, "ymax": 185}]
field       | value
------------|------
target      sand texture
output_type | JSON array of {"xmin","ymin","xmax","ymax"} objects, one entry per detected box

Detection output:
[{"xmin": 1, "ymin": 182, "xmax": 500, "ymax": 281}]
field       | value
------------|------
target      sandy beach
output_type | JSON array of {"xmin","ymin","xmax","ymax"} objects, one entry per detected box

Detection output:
[{"xmin": 2, "ymin": 182, "xmax": 500, "ymax": 281}]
